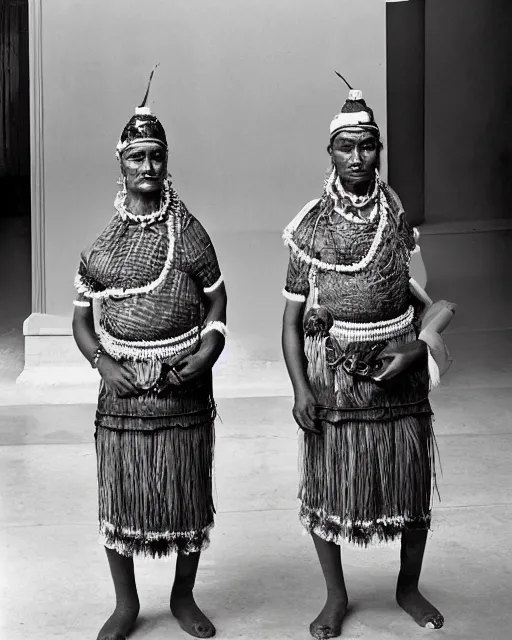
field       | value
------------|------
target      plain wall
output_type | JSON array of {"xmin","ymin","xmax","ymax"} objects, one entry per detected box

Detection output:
[
  {"xmin": 41, "ymin": 0, "xmax": 387, "ymax": 325},
  {"xmin": 425, "ymin": 0, "xmax": 512, "ymax": 224}
]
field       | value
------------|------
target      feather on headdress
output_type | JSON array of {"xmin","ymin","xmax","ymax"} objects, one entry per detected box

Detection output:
[{"xmin": 116, "ymin": 65, "xmax": 168, "ymax": 159}]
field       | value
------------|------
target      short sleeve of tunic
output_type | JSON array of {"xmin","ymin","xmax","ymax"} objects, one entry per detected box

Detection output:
[
  {"xmin": 284, "ymin": 249, "xmax": 310, "ymax": 301},
  {"xmin": 73, "ymin": 247, "xmax": 93, "ymax": 306},
  {"xmin": 181, "ymin": 213, "xmax": 223, "ymax": 293},
  {"xmin": 282, "ymin": 199, "xmax": 319, "ymax": 302},
  {"xmin": 76, "ymin": 246, "xmax": 90, "ymax": 279}
]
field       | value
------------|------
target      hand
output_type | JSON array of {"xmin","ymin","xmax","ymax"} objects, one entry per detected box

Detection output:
[
  {"xmin": 372, "ymin": 340, "xmax": 427, "ymax": 383},
  {"xmin": 173, "ymin": 349, "xmax": 214, "ymax": 384},
  {"xmin": 97, "ymin": 354, "xmax": 140, "ymax": 397},
  {"xmin": 293, "ymin": 387, "xmax": 321, "ymax": 435}
]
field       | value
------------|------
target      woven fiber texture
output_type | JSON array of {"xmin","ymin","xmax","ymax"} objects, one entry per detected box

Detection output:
[{"xmin": 96, "ymin": 422, "xmax": 215, "ymax": 557}]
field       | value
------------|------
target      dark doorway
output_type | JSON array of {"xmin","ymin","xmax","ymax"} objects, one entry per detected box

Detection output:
[
  {"xmin": 386, "ymin": 0, "xmax": 425, "ymax": 228},
  {"xmin": 0, "ymin": 0, "xmax": 31, "ymax": 381}
]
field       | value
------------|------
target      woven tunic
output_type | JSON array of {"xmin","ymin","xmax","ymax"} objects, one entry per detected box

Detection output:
[
  {"xmin": 78, "ymin": 201, "xmax": 222, "ymax": 430},
  {"xmin": 284, "ymin": 183, "xmax": 431, "ymax": 420}
]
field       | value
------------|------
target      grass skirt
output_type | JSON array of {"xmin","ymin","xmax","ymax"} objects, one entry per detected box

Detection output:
[
  {"xmin": 300, "ymin": 327, "xmax": 438, "ymax": 546},
  {"xmin": 299, "ymin": 416, "xmax": 437, "ymax": 546},
  {"xmin": 95, "ymin": 423, "xmax": 215, "ymax": 558}
]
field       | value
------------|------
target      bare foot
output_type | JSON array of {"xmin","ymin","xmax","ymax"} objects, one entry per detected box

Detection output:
[
  {"xmin": 396, "ymin": 581, "xmax": 444, "ymax": 629},
  {"xmin": 310, "ymin": 594, "xmax": 348, "ymax": 639},
  {"xmin": 170, "ymin": 591, "xmax": 215, "ymax": 638},
  {"xmin": 96, "ymin": 603, "xmax": 140, "ymax": 640}
]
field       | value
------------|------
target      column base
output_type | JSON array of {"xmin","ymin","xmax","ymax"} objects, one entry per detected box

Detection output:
[{"xmin": 16, "ymin": 312, "xmax": 99, "ymax": 387}]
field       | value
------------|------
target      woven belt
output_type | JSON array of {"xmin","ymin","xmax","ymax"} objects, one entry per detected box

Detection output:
[
  {"xmin": 329, "ymin": 305, "xmax": 415, "ymax": 343},
  {"xmin": 98, "ymin": 326, "xmax": 200, "ymax": 362}
]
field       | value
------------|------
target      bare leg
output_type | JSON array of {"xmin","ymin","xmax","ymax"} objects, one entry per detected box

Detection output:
[
  {"xmin": 309, "ymin": 533, "xmax": 349, "ymax": 639},
  {"xmin": 170, "ymin": 551, "xmax": 215, "ymax": 638},
  {"xmin": 396, "ymin": 529, "xmax": 444, "ymax": 629},
  {"xmin": 97, "ymin": 547, "xmax": 140, "ymax": 640}
]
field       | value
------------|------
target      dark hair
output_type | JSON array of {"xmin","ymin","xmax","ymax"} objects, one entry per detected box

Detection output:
[{"xmin": 340, "ymin": 98, "xmax": 375, "ymax": 121}]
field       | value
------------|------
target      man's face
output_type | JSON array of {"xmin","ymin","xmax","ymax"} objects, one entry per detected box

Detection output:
[
  {"xmin": 331, "ymin": 130, "xmax": 379, "ymax": 189},
  {"xmin": 121, "ymin": 142, "xmax": 167, "ymax": 195}
]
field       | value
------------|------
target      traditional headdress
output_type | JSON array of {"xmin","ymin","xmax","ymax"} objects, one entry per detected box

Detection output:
[
  {"xmin": 329, "ymin": 71, "xmax": 380, "ymax": 143},
  {"xmin": 116, "ymin": 65, "xmax": 168, "ymax": 160}
]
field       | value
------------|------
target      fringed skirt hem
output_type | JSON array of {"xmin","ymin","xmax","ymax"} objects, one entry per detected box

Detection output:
[
  {"xmin": 99, "ymin": 521, "xmax": 214, "ymax": 558},
  {"xmin": 298, "ymin": 415, "xmax": 438, "ymax": 548},
  {"xmin": 299, "ymin": 504, "xmax": 430, "ymax": 547}
]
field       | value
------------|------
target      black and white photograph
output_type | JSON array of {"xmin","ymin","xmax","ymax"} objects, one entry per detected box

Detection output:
[{"xmin": 0, "ymin": 1, "xmax": 511, "ymax": 639}]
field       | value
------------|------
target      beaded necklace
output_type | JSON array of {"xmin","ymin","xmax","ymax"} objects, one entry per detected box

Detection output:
[
  {"xmin": 283, "ymin": 170, "xmax": 389, "ymax": 274},
  {"xmin": 326, "ymin": 169, "xmax": 380, "ymax": 224},
  {"xmin": 114, "ymin": 178, "xmax": 173, "ymax": 228},
  {"xmin": 74, "ymin": 182, "xmax": 183, "ymax": 300}
]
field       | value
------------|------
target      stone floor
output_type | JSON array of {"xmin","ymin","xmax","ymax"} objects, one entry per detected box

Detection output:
[{"xmin": 1, "ymin": 377, "xmax": 511, "ymax": 640}]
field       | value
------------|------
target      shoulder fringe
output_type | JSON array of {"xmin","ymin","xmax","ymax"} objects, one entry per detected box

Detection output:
[
  {"xmin": 282, "ymin": 199, "xmax": 320, "ymax": 267},
  {"xmin": 283, "ymin": 199, "xmax": 320, "ymax": 239}
]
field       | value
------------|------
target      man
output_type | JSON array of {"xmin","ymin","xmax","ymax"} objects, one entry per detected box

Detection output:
[
  {"xmin": 281, "ymin": 75, "xmax": 454, "ymax": 638},
  {"xmin": 73, "ymin": 69, "xmax": 227, "ymax": 640}
]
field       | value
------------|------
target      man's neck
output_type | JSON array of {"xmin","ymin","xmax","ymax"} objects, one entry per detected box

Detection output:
[
  {"xmin": 125, "ymin": 192, "xmax": 161, "ymax": 216},
  {"xmin": 341, "ymin": 179, "xmax": 372, "ymax": 198}
]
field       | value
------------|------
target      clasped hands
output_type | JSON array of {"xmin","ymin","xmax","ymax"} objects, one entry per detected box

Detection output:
[
  {"xmin": 293, "ymin": 339, "xmax": 427, "ymax": 435},
  {"xmin": 97, "ymin": 344, "xmax": 217, "ymax": 398}
]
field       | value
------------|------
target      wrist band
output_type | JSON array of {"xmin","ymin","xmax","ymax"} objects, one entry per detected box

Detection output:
[
  {"xmin": 200, "ymin": 321, "xmax": 228, "ymax": 339},
  {"xmin": 73, "ymin": 299, "xmax": 91, "ymax": 307},
  {"xmin": 90, "ymin": 347, "xmax": 104, "ymax": 369}
]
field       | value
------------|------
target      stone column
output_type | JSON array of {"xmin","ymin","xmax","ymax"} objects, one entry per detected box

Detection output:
[
  {"xmin": 18, "ymin": 0, "xmax": 96, "ymax": 386},
  {"xmin": 386, "ymin": 0, "xmax": 427, "ymax": 286}
]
